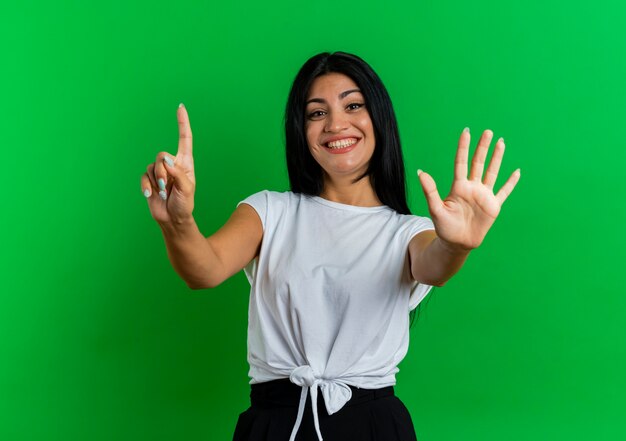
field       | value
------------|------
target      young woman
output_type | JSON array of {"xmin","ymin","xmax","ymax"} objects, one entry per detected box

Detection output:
[{"xmin": 141, "ymin": 52, "xmax": 520, "ymax": 441}]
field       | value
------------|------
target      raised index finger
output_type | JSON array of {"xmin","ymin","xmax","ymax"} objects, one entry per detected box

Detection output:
[{"xmin": 177, "ymin": 103, "xmax": 193, "ymax": 158}]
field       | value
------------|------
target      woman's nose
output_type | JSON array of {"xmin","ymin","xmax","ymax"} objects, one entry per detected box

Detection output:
[{"xmin": 324, "ymin": 111, "xmax": 349, "ymax": 132}]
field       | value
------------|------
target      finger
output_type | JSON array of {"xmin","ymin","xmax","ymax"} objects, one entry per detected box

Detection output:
[
  {"xmin": 162, "ymin": 153, "xmax": 194, "ymax": 195},
  {"xmin": 454, "ymin": 127, "xmax": 471, "ymax": 181},
  {"xmin": 469, "ymin": 129, "xmax": 493, "ymax": 181},
  {"xmin": 417, "ymin": 169, "xmax": 443, "ymax": 214},
  {"xmin": 483, "ymin": 137, "xmax": 505, "ymax": 189},
  {"xmin": 141, "ymin": 173, "xmax": 154, "ymax": 198},
  {"xmin": 177, "ymin": 103, "xmax": 193, "ymax": 158},
  {"xmin": 495, "ymin": 169, "xmax": 521, "ymax": 205},
  {"xmin": 154, "ymin": 152, "xmax": 174, "ymax": 200},
  {"xmin": 145, "ymin": 163, "xmax": 159, "ymax": 194}
]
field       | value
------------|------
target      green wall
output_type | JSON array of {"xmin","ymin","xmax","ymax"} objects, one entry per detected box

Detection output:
[{"xmin": 1, "ymin": 0, "xmax": 625, "ymax": 440}]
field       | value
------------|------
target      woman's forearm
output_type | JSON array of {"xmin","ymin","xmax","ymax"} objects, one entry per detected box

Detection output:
[
  {"xmin": 158, "ymin": 217, "xmax": 219, "ymax": 289},
  {"xmin": 411, "ymin": 235, "xmax": 471, "ymax": 287}
]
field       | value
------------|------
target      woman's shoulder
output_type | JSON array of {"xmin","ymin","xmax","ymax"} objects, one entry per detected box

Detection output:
[
  {"xmin": 242, "ymin": 189, "xmax": 299, "ymax": 200},
  {"xmin": 395, "ymin": 210, "xmax": 432, "ymax": 222},
  {"xmin": 392, "ymin": 211, "xmax": 435, "ymax": 236},
  {"xmin": 239, "ymin": 189, "xmax": 304, "ymax": 208}
]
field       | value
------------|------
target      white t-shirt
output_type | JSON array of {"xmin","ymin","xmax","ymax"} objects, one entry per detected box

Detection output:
[{"xmin": 237, "ymin": 190, "xmax": 435, "ymax": 441}]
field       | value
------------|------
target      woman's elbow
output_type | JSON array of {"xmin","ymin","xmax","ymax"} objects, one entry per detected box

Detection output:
[
  {"xmin": 431, "ymin": 279, "xmax": 448, "ymax": 287},
  {"xmin": 413, "ymin": 273, "xmax": 448, "ymax": 287},
  {"xmin": 186, "ymin": 277, "xmax": 222, "ymax": 290}
]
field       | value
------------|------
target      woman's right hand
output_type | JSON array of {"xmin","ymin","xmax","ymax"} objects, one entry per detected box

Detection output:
[{"xmin": 141, "ymin": 104, "xmax": 196, "ymax": 225}]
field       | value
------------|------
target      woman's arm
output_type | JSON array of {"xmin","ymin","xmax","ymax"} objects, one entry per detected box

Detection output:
[
  {"xmin": 159, "ymin": 203, "xmax": 262, "ymax": 289},
  {"xmin": 142, "ymin": 105, "xmax": 263, "ymax": 290}
]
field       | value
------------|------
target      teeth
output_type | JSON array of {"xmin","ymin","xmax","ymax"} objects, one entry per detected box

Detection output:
[{"xmin": 327, "ymin": 138, "xmax": 357, "ymax": 149}]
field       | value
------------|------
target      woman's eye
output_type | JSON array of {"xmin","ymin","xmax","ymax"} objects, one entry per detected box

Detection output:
[
  {"xmin": 347, "ymin": 102, "xmax": 364, "ymax": 111},
  {"xmin": 307, "ymin": 110, "xmax": 326, "ymax": 119},
  {"xmin": 307, "ymin": 103, "xmax": 363, "ymax": 119}
]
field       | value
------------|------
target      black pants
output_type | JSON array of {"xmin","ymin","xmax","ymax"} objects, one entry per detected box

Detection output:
[{"xmin": 233, "ymin": 378, "xmax": 418, "ymax": 441}]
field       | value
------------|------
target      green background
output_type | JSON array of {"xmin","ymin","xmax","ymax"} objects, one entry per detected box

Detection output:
[{"xmin": 2, "ymin": 0, "xmax": 625, "ymax": 440}]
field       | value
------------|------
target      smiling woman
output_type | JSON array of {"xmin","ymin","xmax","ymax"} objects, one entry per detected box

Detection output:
[
  {"xmin": 285, "ymin": 52, "xmax": 412, "ymax": 214},
  {"xmin": 141, "ymin": 51, "xmax": 520, "ymax": 441}
]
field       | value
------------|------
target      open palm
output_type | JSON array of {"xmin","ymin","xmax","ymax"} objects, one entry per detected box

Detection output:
[{"xmin": 418, "ymin": 129, "xmax": 520, "ymax": 251}]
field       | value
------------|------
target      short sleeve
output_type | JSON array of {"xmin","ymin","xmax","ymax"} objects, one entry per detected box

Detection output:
[
  {"xmin": 236, "ymin": 190, "xmax": 270, "ymax": 285},
  {"xmin": 405, "ymin": 215, "xmax": 436, "ymax": 311},
  {"xmin": 237, "ymin": 190, "xmax": 269, "ymax": 231},
  {"xmin": 407, "ymin": 215, "xmax": 435, "ymax": 240}
]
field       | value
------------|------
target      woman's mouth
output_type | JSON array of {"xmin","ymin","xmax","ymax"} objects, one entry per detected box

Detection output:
[{"xmin": 323, "ymin": 137, "xmax": 359, "ymax": 154}]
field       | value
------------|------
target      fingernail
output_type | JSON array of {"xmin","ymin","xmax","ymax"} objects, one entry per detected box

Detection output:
[
  {"xmin": 417, "ymin": 169, "xmax": 423, "ymax": 176},
  {"xmin": 143, "ymin": 189, "xmax": 151, "ymax": 198},
  {"xmin": 463, "ymin": 127, "xmax": 470, "ymax": 134},
  {"xmin": 498, "ymin": 137, "xmax": 504, "ymax": 143},
  {"xmin": 158, "ymin": 178, "xmax": 166, "ymax": 191},
  {"xmin": 179, "ymin": 103, "xmax": 184, "ymax": 108},
  {"xmin": 164, "ymin": 156, "xmax": 174, "ymax": 167},
  {"xmin": 159, "ymin": 190, "xmax": 167, "ymax": 200}
]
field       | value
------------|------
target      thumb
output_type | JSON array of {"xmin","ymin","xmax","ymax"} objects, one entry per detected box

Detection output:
[
  {"xmin": 163, "ymin": 155, "xmax": 194, "ymax": 195},
  {"xmin": 417, "ymin": 169, "xmax": 442, "ymax": 213}
]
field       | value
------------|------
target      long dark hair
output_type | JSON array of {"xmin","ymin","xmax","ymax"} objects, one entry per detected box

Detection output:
[
  {"xmin": 284, "ymin": 51, "xmax": 410, "ymax": 215},
  {"xmin": 284, "ymin": 52, "xmax": 432, "ymax": 326}
]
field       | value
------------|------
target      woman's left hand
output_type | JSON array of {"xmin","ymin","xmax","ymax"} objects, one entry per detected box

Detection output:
[{"xmin": 417, "ymin": 128, "xmax": 521, "ymax": 253}]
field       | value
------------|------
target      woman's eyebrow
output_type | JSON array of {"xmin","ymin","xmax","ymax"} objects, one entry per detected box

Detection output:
[{"xmin": 306, "ymin": 89, "xmax": 362, "ymax": 105}]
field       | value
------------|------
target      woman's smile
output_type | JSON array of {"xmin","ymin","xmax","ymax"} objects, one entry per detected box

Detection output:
[{"xmin": 323, "ymin": 137, "xmax": 360, "ymax": 153}]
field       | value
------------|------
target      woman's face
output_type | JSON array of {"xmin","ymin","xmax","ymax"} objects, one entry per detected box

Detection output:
[{"xmin": 305, "ymin": 73, "xmax": 376, "ymax": 180}]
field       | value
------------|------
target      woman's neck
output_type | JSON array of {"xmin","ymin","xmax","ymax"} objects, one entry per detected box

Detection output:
[{"xmin": 319, "ymin": 174, "xmax": 382, "ymax": 207}]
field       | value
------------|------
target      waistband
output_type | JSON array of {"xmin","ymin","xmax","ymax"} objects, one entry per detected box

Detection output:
[{"xmin": 250, "ymin": 377, "xmax": 395, "ymax": 409}]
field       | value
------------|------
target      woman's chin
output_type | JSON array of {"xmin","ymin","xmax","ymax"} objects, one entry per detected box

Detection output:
[{"xmin": 322, "ymin": 162, "xmax": 369, "ymax": 179}]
